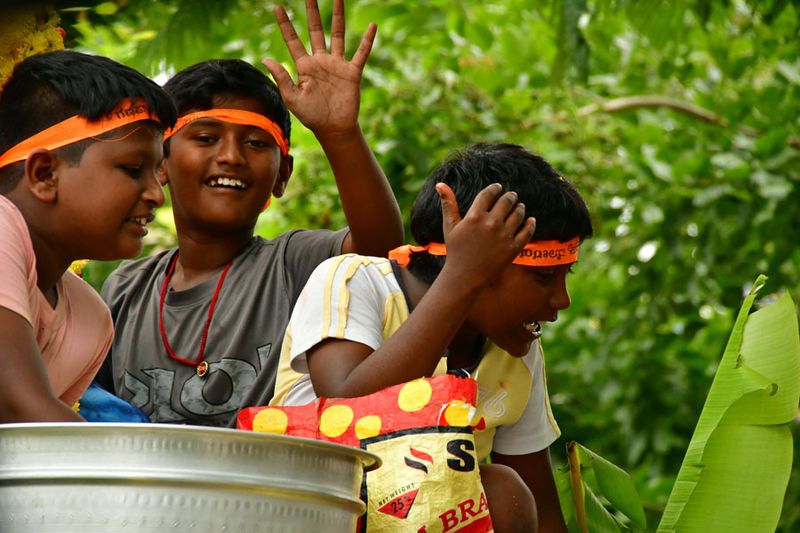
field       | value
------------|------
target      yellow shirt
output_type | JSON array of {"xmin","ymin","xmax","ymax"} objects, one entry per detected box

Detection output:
[{"xmin": 271, "ymin": 254, "xmax": 560, "ymax": 460}]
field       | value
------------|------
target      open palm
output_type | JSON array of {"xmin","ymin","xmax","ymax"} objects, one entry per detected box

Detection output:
[{"xmin": 263, "ymin": 0, "xmax": 375, "ymax": 135}]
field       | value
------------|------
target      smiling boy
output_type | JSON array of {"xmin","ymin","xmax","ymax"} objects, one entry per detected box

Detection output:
[
  {"xmin": 97, "ymin": 0, "xmax": 403, "ymax": 426},
  {"xmin": 0, "ymin": 50, "xmax": 176, "ymax": 422}
]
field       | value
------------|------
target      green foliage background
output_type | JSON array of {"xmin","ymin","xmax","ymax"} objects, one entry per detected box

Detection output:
[{"xmin": 68, "ymin": 0, "xmax": 799, "ymax": 530}]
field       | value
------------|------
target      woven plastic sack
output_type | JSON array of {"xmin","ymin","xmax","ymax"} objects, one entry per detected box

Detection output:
[{"xmin": 238, "ymin": 374, "xmax": 493, "ymax": 532}]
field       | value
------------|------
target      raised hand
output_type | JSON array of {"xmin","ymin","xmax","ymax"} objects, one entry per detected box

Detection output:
[
  {"xmin": 438, "ymin": 182, "xmax": 536, "ymax": 290},
  {"xmin": 262, "ymin": 0, "xmax": 375, "ymax": 136}
]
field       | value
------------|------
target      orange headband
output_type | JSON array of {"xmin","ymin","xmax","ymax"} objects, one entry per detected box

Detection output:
[
  {"xmin": 0, "ymin": 98, "xmax": 160, "ymax": 170},
  {"xmin": 163, "ymin": 108, "xmax": 289, "ymax": 155},
  {"xmin": 389, "ymin": 236, "xmax": 581, "ymax": 267}
]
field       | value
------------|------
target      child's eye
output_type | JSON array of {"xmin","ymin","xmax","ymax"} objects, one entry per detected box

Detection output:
[
  {"xmin": 533, "ymin": 269, "xmax": 557, "ymax": 282},
  {"xmin": 192, "ymin": 134, "xmax": 217, "ymax": 144},
  {"xmin": 245, "ymin": 138, "xmax": 271, "ymax": 149},
  {"xmin": 120, "ymin": 165, "xmax": 143, "ymax": 177}
]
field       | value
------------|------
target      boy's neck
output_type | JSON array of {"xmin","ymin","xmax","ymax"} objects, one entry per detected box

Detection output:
[
  {"xmin": 33, "ymin": 242, "xmax": 68, "ymax": 308},
  {"xmin": 446, "ymin": 329, "xmax": 485, "ymax": 370},
  {"xmin": 19, "ymin": 208, "xmax": 71, "ymax": 307},
  {"xmin": 171, "ymin": 230, "xmax": 252, "ymax": 290}
]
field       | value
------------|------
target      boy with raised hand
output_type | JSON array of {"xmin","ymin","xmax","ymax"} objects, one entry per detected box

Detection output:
[
  {"xmin": 271, "ymin": 143, "xmax": 593, "ymax": 532},
  {"xmin": 0, "ymin": 50, "xmax": 176, "ymax": 422},
  {"xmin": 97, "ymin": 0, "xmax": 403, "ymax": 427}
]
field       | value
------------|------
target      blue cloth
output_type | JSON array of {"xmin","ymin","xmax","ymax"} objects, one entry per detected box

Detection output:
[{"xmin": 78, "ymin": 382, "xmax": 150, "ymax": 423}]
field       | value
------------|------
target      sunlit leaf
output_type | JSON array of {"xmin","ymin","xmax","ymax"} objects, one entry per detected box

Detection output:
[
  {"xmin": 94, "ymin": 2, "xmax": 118, "ymax": 16},
  {"xmin": 657, "ymin": 276, "xmax": 800, "ymax": 532}
]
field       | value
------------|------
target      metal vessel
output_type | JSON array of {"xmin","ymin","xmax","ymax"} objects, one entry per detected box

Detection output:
[{"xmin": 0, "ymin": 423, "xmax": 379, "ymax": 532}]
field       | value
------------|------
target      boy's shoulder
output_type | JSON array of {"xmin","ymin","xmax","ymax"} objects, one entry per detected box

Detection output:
[
  {"xmin": 61, "ymin": 270, "xmax": 113, "ymax": 325},
  {"xmin": 101, "ymin": 248, "xmax": 174, "ymax": 305},
  {"xmin": 313, "ymin": 253, "xmax": 392, "ymax": 276},
  {"xmin": 0, "ymin": 194, "xmax": 25, "ymax": 229},
  {"xmin": 305, "ymin": 254, "xmax": 398, "ymax": 301},
  {"xmin": 107, "ymin": 248, "xmax": 173, "ymax": 284},
  {"xmin": 274, "ymin": 227, "xmax": 349, "ymax": 252},
  {"xmin": 258, "ymin": 227, "xmax": 349, "ymax": 279}
]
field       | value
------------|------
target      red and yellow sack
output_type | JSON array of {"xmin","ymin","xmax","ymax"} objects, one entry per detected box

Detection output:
[{"xmin": 237, "ymin": 374, "xmax": 493, "ymax": 532}]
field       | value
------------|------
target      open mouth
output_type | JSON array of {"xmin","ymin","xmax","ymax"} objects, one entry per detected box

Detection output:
[
  {"xmin": 523, "ymin": 321, "xmax": 542, "ymax": 339},
  {"xmin": 205, "ymin": 176, "xmax": 248, "ymax": 190},
  {"xmin": 126, "ymin": 213, "xmax": 154, "ymax": 227},
  {"xmin": 126, "ymin": 216, "xmax": 150, "ymax": 226}
]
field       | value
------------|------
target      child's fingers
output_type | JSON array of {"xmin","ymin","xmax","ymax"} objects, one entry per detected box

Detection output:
[
  {"xmin": 513, "ymin": 217, "xmax": 537, "ymax": 249},
  {"xmin": 274, "ymin": 5, "xmax": 308, "ymax": 60},
  {"xmin": 304, "ymin": 0, "xmax": 327, "ymax": 54},
  {"xmin": 350, "ymin": 23, "xmax": 377, "ymax": 70},
  {"xmin": 488, "ymin": 190, "xmax": 521, "ymax": 220},
  {"xmin": 504, "ymin": 199, "xmax": 526, "ymax": 231},
  {"xmin": 469, "ymin": 182, "xmax": 504, "ymax": 214},
  {"xmin": 261, "ymin": 59, "xmax": 297, "ymax": 97},
  {"xmin": 437, "ymin": 183, "xmax": 461, "ymax": 237},
  {"xmin": 330, "ymin": 0, "xmax": 346, "ymax": 57}
]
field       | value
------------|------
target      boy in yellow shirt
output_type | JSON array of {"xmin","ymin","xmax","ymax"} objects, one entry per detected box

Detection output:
[{"xmin": 273, "ymin": 142, "xmax": 593, "ymax": 532}]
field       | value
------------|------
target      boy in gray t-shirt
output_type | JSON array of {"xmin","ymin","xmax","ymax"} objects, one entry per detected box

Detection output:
[{"xmin": 96, "ymin": 0, "xmax": 402, "ymax": 427}]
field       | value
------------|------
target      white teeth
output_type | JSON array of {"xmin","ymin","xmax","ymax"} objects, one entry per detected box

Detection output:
[
  {"xmin": 129, "ymin": 217, "xmax": 148, "ymax": 225},
  {"xmin": 523, "ymin": 321, "xmax": 542, "ymax": 338},
  {"xmin": 208, "ymin": 177, "xmax": 246, "ymax": 189}
]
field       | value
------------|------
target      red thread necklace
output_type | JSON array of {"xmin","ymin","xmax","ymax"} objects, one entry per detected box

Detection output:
[{"xmin": 159, "ymin": 252, "xmax": 233, "ymax": 377}]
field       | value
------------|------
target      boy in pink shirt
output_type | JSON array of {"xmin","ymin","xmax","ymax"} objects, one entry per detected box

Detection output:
[{"xmin": 0, "ymin": 50, "xmax": 176, "ymax": 422}]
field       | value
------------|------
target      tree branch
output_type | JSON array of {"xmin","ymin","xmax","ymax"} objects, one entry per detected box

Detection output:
[
  {"xmin": 575, "ymin": 95, "xmax": 727, "ymax": 125},
  {"xmin": 516, "ymin": 95, "xmax": 798, "ymax": 149}
]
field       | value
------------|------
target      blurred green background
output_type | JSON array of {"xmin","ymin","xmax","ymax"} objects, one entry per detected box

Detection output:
[{"xmin": 58, "ymin": 0, "xmax": 799, "ymax": 530}]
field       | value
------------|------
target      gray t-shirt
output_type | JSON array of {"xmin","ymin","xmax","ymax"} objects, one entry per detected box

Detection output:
[{"xmin": 99, "ymin": 229, "xmax": 347, "ymax": 427}]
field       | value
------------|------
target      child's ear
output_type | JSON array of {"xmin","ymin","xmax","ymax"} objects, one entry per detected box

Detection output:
[
  {"xmin": 156, "ymin": 159, "xmax": 169, "ymax": 185},
  {"xmin": 272, "ymin": 154, "xmax": 293, "ymax": 198},
  {"xmin": 23, "ymin": 149, "xmax": 60, "ymax": 203}
]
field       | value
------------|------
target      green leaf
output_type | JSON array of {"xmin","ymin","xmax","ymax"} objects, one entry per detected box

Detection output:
[
  {"xmin": 579, "ymin": 444, "xmax": 648, "ymax": 528},
  {"xmin": 776, "ymin": 60, "xmax": 800, "ymax": 85},
  {"xmin": 94, "ymin": 2, "xmax": 119, "ymax": 15},
  {"xmin": 584, "ymin": 485, "xmax": 622, "ymax": 533},
  {"xmin": 658, "ymin": 277, "xmax": 800, "ymax": 532}
]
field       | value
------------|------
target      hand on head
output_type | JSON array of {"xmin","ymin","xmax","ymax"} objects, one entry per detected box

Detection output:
[
  {"xmin": 262, "ymin": 0, "xmax": 375, "ymax": 135},
  {"xmin": 438, "ymin": 182, "xmax": 536, "ymax": 291}
]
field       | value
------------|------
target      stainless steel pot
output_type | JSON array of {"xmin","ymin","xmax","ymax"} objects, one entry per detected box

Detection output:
[{"xmin": 0, "ymin": 423, "xmax": 379, "ymax": 532}]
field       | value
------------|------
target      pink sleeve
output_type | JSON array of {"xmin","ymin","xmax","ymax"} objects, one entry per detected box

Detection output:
[{"xmin": 0, "ymin": 197, "xmax": 37, "ymax": 325}]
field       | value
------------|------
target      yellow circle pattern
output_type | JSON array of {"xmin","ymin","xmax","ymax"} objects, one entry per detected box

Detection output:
[
  {"xmin": 319, "ymin": 405, "xmax": 354, "ymax": 438},
  {"xmin": 443, "ymin": 401, "xmax": 472, "ymax": 427},
  {"xmin": 355, "ymin": 415, "xmax": 382, "ymax": 439},
  {"xmin": 252, "ymin": 408, "xmax": 288, "ymax": 434},
  {"xmin": 397, "ymin": 379, "xmax": 432, "ymax": 412}
]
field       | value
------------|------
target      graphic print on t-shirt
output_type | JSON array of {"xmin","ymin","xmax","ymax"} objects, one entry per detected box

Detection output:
[{"xmin": 122, "ymin": 344, "xmax": 272, "ymax": 425}]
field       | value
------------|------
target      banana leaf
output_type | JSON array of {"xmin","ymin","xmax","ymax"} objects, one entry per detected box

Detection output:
[
  {"xmin": 657, "ymin": 275, "xmax": 800, "ymax": 532},
  {"xmin": 555, "ymin": 441, "xmax": 647, "ymax": 532}
]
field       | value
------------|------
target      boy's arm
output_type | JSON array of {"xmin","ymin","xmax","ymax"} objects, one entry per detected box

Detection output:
[
  {"xmin": 263, "ymin": 0, "xmax": 403, "ymax": 257},
  {"xmin": 0, "ymin": 307, "xmax": 83, "ymax": 422},
  {"xmin": 306, "ymin": 183, "xmax": 534, "ymax": 398},
  {"xmin": 491, "ymin": 449, "xmax": 568, "ymax": 533}
]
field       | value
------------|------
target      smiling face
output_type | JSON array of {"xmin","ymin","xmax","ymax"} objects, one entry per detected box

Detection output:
[
  {"xmin": 55, "ymin": 122, "xmax": 165, "ymax": 260},
  {"xmin": 466, "ymin": 259, "xmax": 574, "ymax": 357},
  {"xmin": 160, "ymin": 95, "xmax": 292, "ymax": 237}
]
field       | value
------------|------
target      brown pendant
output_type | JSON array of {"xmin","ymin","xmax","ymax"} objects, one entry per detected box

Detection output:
[{"xmin": 196, "ymin": 361, "xmax": 209, "ymax": 377}]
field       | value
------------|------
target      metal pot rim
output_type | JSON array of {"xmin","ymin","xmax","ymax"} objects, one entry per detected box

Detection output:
[{"xmin": 0, "ymin": 422, "xmax": 381, "ymax": 471}]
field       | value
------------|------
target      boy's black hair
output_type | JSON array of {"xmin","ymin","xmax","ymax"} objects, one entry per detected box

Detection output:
[
  {"xmin": 0, "ymin": 50, "xmax": 178, "ymax": 193},
  {"xmin": 162, "ymin": 59, "xmax": 291, "ymax": 157},
  {"xmin": 408, "ymin": 142, "xmax": 593, "ymax": 284}
]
